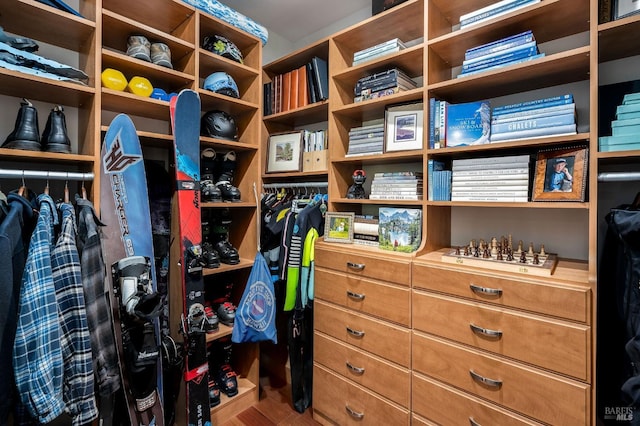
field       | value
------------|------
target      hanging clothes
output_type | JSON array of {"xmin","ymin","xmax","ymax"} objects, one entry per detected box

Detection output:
[
  {"xmin": 13, "ymin": 193, "xmax": 65, "ymax": 423},
  {"xmin": 75, "ymin": 196, "xmax": 121, "ymax": 397},
  {"xmin": 0, "ymin": 192, "xmax": 36, "ymax": 424},
  {"xmin": 51, "ymin": 202, "xmax": 98, "ymax": 425}
]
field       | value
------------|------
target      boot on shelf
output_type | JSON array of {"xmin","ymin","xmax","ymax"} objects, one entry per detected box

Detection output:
[
  {"xmin": 209, "ymin": 281, "xmax": 236, "ymax": 327},
  {"xmin": 215, "ymin": 151, "xmax": 241, "ymax": 202},
  {"xmin": 200, "ymin": 148, "xmax": 222, "ymax": 202},
  {"xmin": 209, "ymin": 336, "xmax": 238, "ymax": 398},
  {"xmin": 41, "ymin": 105, "xmax": 71, "ymax": 153},
  {"xmin": 2, "ymin": 98, "xmax": 41, "ymax": 151},
  {"xmin": 211, "ymin": 208, "xmax": 240, "ymax": 265}
]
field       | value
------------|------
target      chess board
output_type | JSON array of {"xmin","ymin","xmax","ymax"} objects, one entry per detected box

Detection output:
[{"xmin": 440, "ymin": 240, "xmax": 558, "ymax": 277}]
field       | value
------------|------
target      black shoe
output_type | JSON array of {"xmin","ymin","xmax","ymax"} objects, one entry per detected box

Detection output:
[
  {"xmin": 41, "ymin": 105, "xmax": 71, "ymax": 153},
  {"xmin": 201, "ymin": 242, "xmax": 220, "ymax": 268},
  {"xmin": 217, "ymin": 364, "xmax": 238, "ymax": 397},
  {"xmin": 201, "ymin": 179, "xmax": 222, "ymax": 202},
  {"xmin": 208, "ymin": 379, "xmax": 221, "ymax": 407},
  {"xmin": 216, "ymin": 301, "xmax": 236, "ymax": 326},
  {"xmin": 214, "ymin": 240, "xmax": 240, "ymax": 265},
  {"xmin": 216, "ymin": 151, "xmax": 241, "ymax": 202},
  {"xmin": 2, "ymin": 98, "xmax": 41, "ymax": 151}
]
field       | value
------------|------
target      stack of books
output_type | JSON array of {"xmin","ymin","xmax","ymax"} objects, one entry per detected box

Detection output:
[
  {"xmin": 353, "ymin": 215, "xmax": 379, "ymax": 247},
  {"xmin": 458, "ymin": 30, "xmax": 544, "ymax": 78},
  {"xmin": 352, "ymin": 38, "xmax": 406, "ymax": 66},
  {"xmin": 354, "ymin": 68, "xmax": 417, "ymax": 103},
  {"xmin": 346, "ymin": 123, "xmax": 384, "ymax": 156},
  {"xmin": 369, "ymin": 171, "xmax": 423, "ymax": 200},
  {"xmin": 459, "ymin": 0, "xmax": 541, "ymax": 29},
  {"xmin": 599, "ymin": 91, "xmax": 640, "ymax": 152},
  {"xmin": 451, "ymin": 154, "xmax": 530, "ymax": 202},
  {"xmin": 428, "ymin": 99, "xmax": 491, "ymax": 148},
  {"xmin": 302, "ymin": 129, "xmax": 327, "ymax": 152},
  {"xmin": 490, "ymin": 94, "xmax": 577, "ymax": 142}
]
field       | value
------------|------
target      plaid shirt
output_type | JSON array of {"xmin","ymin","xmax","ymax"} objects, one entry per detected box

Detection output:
[
  {"xmin": 75, "ymin": 197, "xmax": 121, "ymax": 396},
  {"xmin": 13, "ymin": 194, "xmax": 64, "ymax": 423},
  {"xmin": 51, "ymin": 203, "xmax": 98, "ymax": 425}
]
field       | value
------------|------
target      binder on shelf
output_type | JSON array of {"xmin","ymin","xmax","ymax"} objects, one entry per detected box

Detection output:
[{"xmin": 311, "ymin": 56, "xmax": 329, "ymax": 101}]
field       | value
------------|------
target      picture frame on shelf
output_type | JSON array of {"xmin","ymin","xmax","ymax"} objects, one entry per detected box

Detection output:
[
  {"xmin": 384, "ymin": 102, "xmax": 424, "ymax": 152},
  {"xmin": 532, "ymin": 145, "xmax": 588, "ymax": 202},
  {"xmin": 266, "ymin": 131, "xmax": 303, "ymax": 173},
  {"xmin": 372, "ymin": 0, "xmax": 409, "ymax": 15},
  {"xmin": 324, "ymin": 212, "xmax": 355, "ymax": 243},
  {"xmin": 613, "ymin": 0, "xmax": 640, "ymax": 20}
]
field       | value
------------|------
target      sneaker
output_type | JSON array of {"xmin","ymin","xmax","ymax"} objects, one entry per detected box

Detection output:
[
  {"xmin": 150, "ymin": 42, "xmax": 173, "ymax": 69},
  {"xmin": 127, "ymin": 35, "xmax": 151, "ymax": 62}
]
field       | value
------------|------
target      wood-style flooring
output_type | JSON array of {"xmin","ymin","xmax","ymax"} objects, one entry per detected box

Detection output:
[{"xmin": 220, "ymin": 378, "xmax": 319, "ymax": 426}]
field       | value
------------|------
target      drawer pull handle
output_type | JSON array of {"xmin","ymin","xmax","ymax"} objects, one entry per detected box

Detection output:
[
  {"xmin": 470, "ymin": 323, "xmax": 503, "ymax": 339},
  {"xmin": 346, "ymin": 326, "xmax": 365, "ymax": 337},
  {"xmin": 469, "ymin": 417, "xmax": 481, "ymax": 426},
  {"xmin": 469, "ymin": 370, "xmax": 502, "ymax": 389},
  {"xmin": 346, "ymin": 362, "xmax": 365, "ymax": 374},
  {"xmin": 347, "ymin": 262, "xmax": 365, "ymax": 270},
  {"xmin": 347, "ymin": 290, "xmax": 365, "ymax": 300},
  {"xmin": 345, "ymin": 404, "xmax": 364, "ymax": 419},
  {"xmin": 470, "ymin": 284, "xmax": 502, "ymax": 297}
]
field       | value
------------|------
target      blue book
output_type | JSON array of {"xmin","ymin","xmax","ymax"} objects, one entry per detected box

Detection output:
[
  {"xmin": 465, "ymin": 31, "xmax": 535, "ymax": 60},
  {"xmin": 623, "ymin": 92, "xmax": 640, "ymax": 103},
  {"xmin": 613, "ymin": 125, "xmax": 640, "ymax": 136},
  {"xmin": 491, "ymin": 103, "xmax": 575, "ymax": 123},
  {"xmin": 491, "ymin": 112, "xmax": 576, "ymax": 134},
  {"xmin": 616, "ymin": 103, "xmax": 640, "ymax": 115},
  {"xmin": 446, "ymin": 100, "xmax": 491, "ymax": 147},
  {"xmin": 428, "ymin": 159, "xmax": 445, "ymax": 201},
  {"xmin": 617, "ymin": 111, "xmax": 640, "ymax": 120},
  {"xmin": 460, "ymin": 0, "xmax": 540, "ymax": 27},
  {"xmin": 428, "ymin": 97, "xmax": 436, "ymax": 149},
  {"xmin": 493, "ymin": 94, "xmax": 574, "ymax": 114},
  {"xmin": 464, "ymin": 41, "xmax": 537, "ymax": 66},
  {"xmin": 462, "ymin": 45, "xmax": 538, "ymax": 72},
  {"xmin": 490, "ymin": 123, "xmax": 577, "ymax": 142},
  {"xmin": 457, "ymin": 53, "xmax": 545, "ymax": 77}
]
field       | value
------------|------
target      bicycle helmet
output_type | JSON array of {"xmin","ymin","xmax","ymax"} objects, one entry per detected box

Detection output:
[
  {"xmin": 202, "ymin": 35, "xmax": 244, "ymax": 64},
  {"xmin": 201, "ymin": 110, "xmax": 239, "ymax": 141},
  {"xmin": 203, "ymin": 72, "xmax": 239, "ymax": 98}
]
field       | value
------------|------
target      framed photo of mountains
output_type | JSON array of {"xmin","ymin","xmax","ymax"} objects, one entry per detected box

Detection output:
[{"xmin": 378, "ymin": 207, "xmax": 422, "ymax": 252}]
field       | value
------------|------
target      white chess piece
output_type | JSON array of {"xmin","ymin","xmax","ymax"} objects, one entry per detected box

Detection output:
[{"xmin": 540, "ymin": 244, "xmax": 546, "ymax": 256}]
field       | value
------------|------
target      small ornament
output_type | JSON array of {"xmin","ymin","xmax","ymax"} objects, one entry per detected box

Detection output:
[{"xmin": 346, "ymin": 169, "xmax": 367, "ymax": 199}]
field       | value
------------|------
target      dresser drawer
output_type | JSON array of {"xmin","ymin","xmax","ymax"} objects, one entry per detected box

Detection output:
[
  {"xmin": 315, "ymin": 244, "xmax": 411, "ymax": 286},
  {"xmin": 412, "ymin": 262, "xmax": 590, "ymax": 323},
  {"xmin": 315, "ymin": 267, "xmax": 411, "ymax": 326},
  {"xmin": 314, "ymin": 332, "xmax": 410, "ymax": 407},
  {"xmin": 413, "ymin": 332, "xmax": 590, "ymax": 425},
  {"xmin": 413, "ymin": 290, "xmax": 590, "ymax": 381},
  {"xmin": 412, "ymin": 372, "xmax": 544, "ymax": 426},
  {"xmin": 313, "ymin": 364, "xmax": 410, "ymax": 425},
  {"xmin": 314, "ymin": 300, "xmax": 411, "ymax": 367}
]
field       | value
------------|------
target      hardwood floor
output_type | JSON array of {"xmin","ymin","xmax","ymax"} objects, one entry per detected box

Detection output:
[{"xmin": 220, "ymin": 377, "xmax": 319, "ymax": 426}]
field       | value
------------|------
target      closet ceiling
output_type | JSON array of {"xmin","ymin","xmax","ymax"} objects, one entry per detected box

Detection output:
[{"xmin": 222, "ymin": 0, "xmax": 370, "ymax": 42}]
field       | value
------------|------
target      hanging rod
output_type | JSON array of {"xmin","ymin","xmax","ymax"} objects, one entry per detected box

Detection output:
[
  {"xmin": 0, "ymin": 169, "xmax": 94, "ymax": 181},
  {"xmin": 262, "ymin": 182, "xmax": 328, "ymax": 190},
  {"xmin": 598, "ymin": 172, "xmax": 640, "ymax": 182}
]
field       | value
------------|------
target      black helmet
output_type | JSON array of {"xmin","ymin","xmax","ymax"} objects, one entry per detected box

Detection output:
[
  {"xmin": 202, "ymin": 35, "xmax": 244, "ymax": 64},
  {"xmin": 201, "ymin": 110, "xmax": 238, "ymax": 141}
]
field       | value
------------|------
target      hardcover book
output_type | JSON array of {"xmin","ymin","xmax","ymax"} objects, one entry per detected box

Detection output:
[
  {"xmin": 378, "ymin": 207, "xmax": 422, "ymax": 252},
  {"xmin": 489, "ymin": 123, "xmax": 577, "ymax": 142},
  {"xmin": 493, "ymin": 94, "xmax": 574, "ymax": 114},
  {"xmin": 461, "ymin": 45, "xmax": 539, "ymax": 72},
  {"xmin": 465, "ymin": 30, "xmax": 535, "ymax": 61},
  {"xmin": 446, "ymin": 100, "xmax": 491, "ymax": 147},
  {"xmin": 490, "ymin": 112, "xmax": 576, "ymax": 134},
  {"xmin": 491, "ymin": 103, "xmax": 576, "ymax": 123},
  {"xmin": 460, "ymin": 0, "xmax": 540, "ymax": 27}
]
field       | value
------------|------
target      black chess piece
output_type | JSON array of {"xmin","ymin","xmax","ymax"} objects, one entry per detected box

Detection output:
[
  {"xmin": 519, "ymin": 251, "xmax": 527, "ymax": 263},
  {"xmin": 455, "ymin": 246, "xmax": 461, "ymax": 255},
  {"xmin": 533, "ymin": 254, "xmax": 540, "ymax": 265},
  {"xmin": 346, "ymin": 169, "xmax": 367, "ymax": 199},
  {"xmin": 473, "ymin": 247, "xmax": 480, "ymax": 257},
  {"xmin": 497, "ymin": 251, "xmax": 503, "ymax": 261},
  {"xmin": 506, "ymin": 249, "xmax": 514, "ymax": 262},
  {"xmin": 463, "ymin": 246, "xmax": 469, "ymax": 256},
  {"xmin": 483, "ymin": 248, "xmax": 490, "ymax": 258}
]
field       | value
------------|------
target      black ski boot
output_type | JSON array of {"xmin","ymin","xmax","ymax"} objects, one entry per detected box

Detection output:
[
  {"xmin": 201, "ymin": 242, "xmax": 220, "ymax": 268},
  {"xmin": 2, "ymin": 98, "xmax": 41, "ymax": 151},
  {"xmin": 216, "ymin": 151, "xmax": 241, "ymax": 202},
  {"xmin": 211, "ymin": 209, "xmax": 240, "ymax": 265},
  {"xmin": 210, "ymin": 282, "xmax": 236, "ymax": 326},
  {"xmin": 41, "ymin": 105, "xmax": 71, "ymax": 153},
  {"xmin": 200, "ymin": 148, "xmax": 222, "ymax": 202},
  {"xmin": 210, "ymin": 336, "xmax": 238, "ymax": 397}
]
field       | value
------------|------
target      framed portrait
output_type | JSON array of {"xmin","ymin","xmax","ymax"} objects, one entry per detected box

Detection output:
[
  {"xmin": 266, "ymin": 131, "xmax": 303, "ymax": 173},
  {"xmin": 532, "ymin": 145, "xmax": 589, "ymax": 202},
  {"xmin": 384, "ymin": 102, "xmax": 424, "ymax": 152},
  {"xmin": 614, "ymin": 0, "xmax": 640, "ymax": 20},
  {"xmin": 324, "ymin": 212, "xmax": 355, "ymax": 243}
]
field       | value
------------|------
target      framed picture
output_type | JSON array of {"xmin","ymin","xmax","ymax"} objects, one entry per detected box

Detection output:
[
  {"xmin": 266, "ymin": 131, "xmax": 303, "ymax": 173},
  {"xmin": 372, "ymin": 0, "xmax": 409, "ymax": 15},
  {"xmin": 614, "ymin": 0, "xmax": 640, "ymax": 20},
  {"xmin": 384, "ymin": 102, "xmax": 424, "ymax": 152},
  {"xmin": 324, "ymin": 212, "xmax": 355, "ymax": 243},
  {"xmin": 532, "ymin": 146, "xmax": 589, "ymax": 202}
]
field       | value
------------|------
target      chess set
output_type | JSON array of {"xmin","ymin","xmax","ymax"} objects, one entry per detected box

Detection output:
[{"xmin": 441, "ymin": 235, "xmax": 558, "ymax": 276}]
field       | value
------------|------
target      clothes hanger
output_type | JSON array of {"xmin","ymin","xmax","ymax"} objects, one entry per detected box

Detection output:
[
  {"xmin": 44, "ymin": 172, "xmax": 50, "ymax": 195},
  {"xmin": 64, "ymin": 179, "xmax": 69, "ymax": 203},
  {"xmin": 18, "ymin": 171, "xmax": 26, "ymax": 197},
  {"xmin": 81, "ymin": 180, "xmax": 87, "ymax": 200}
]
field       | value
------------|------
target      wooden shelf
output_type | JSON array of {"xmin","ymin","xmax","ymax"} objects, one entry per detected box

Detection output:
[
  {"xmin": 102, "ymin": 0, "xmax": 195, "ymax": 39},
  {"xmin": 201, "ymin": 136, "xmax": 259, "ymax": 152},
  {"xmin": 333, "ymin": 150, "xmax": 424, "ymax": 164},
  {"xmin": 0, "ymin": 68, "xmax": 94, "ymax": 107},
  {"xmin": 198, "ymin": 89, "xmax": 260, "ymax": 117},
  {"xmin": 426, "ymin": 200, "xmax": 590, "ymax": 209},
  {"xmin": 210, "ymin": 377, "xmax": 258, "ymax": 424},
  {"xmin": 599, "ymin": 14, "xmax": 640, "ymax": 63},
  {"xmin": 205, "ymin": 323, "xmax": 233, "ymax": 342},
  {"xmin": 101, "ymin": 88, "xmax": 170, "ymax": 120},
  {"xmin": 203, "ymin": 258, "xmax": 255, "ymax": 276},
  {"xmin": 199, "ymin": 49, "xmax": 260, "ymax": 80},
  {"xmin": 331, "ymin": 197, "xmax": 424, "ymax": 206},
  {"xmin": 0, "ymin": 147, "xmax": 95, "ymax": 165},
  {"xmin": 332, "ymin": 87, "xmax": 424, "ymax": 121},
  {"xmin": 262, "ymin": 170, "xmax": 328, "ymax": 179},
  {"xmin": 427, "ymin": 133, "xmax": 590, "ymax": 155},
  {"xmin": 334, "ymin": 44, "xmax": 424, "ymax": 83},
  {"xmin": 263, "ymin": 101, "xmax": 329, "ymax": 127}
]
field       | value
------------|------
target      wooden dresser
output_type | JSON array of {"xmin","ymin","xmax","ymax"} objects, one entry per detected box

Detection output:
[
  {"xmin": 411, "ymin": 250, "xmax": 592, "ymax": 425},
  {"xmin": 312, "ymin": 241, "xmax": 413, "ymax": 425}
]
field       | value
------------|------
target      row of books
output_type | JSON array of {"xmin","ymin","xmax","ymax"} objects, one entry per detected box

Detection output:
[
  {"xmin": 354, "ymin": 67, "xmax": 418, "ymax": 103},
  {"xmin": 458, "ymin": 30, "xmax": 544, "ymax": 78},
  {"xmin": 460, "ymin": 0, "xmax": 541, "ymax": 29},
  {"xmin": 346, "ymin": 123, "xmax": 384, "ymax": 157},
  {"xmin": 599, "ymin": 91, "xmax": 640, "ymax": 152},
  {"xmin": 263, "ymin": 56, "xmax": 328, "ymax": 116},
  {"xmin": 354, "ymin": 207, "xmax": 423, "ymax": 253},
  {"xmin": 369, "ymin": 171, "xmax": 423, "ymax": 200},
  {"xmin": 302, "ymin": 129, "xmax": 327, "ymax": 152},
  {"xmin": 428, "ymin": 99, "xmax": 492, "ymax": 148},
  {"xmin": 491, "ymin": 94, "xmax": 577, "ymax": 142},
  {"xmin": 352, "ymin": 38, "xmax": 406, "ymax": 66},
  {"xmin": 353, "ymin": 214, "xmax": 379, "ymax": 247},
  {"xmin": 451, "ymin": 154, "xmax": 531, "ymax": 202}
]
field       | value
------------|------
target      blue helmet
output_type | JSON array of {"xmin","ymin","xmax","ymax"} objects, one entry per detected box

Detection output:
[{"xmin": 203, "ymin": 72, "xmax": 239, "ymax": 98}]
